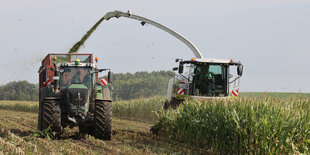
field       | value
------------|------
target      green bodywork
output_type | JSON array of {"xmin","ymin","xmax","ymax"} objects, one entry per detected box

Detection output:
[
  {"xmin": 58, "ymin": 66, "xmax": 101, "ymax": 114},
  {"xmin": 69, "ymin": 84, "xmax": 88, "ymax": 89},
  {"xmin": 68, "ymin": 84, "xmax": 90, "ymax": 112},
  {"xmin": 96, "ymin": 86, "xmax": 103, "ymax": 99}
]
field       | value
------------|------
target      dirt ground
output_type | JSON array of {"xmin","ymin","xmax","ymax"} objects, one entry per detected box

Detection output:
[{"xmin": 0, "ymin": 109, "xmax": 200, "ymax": 154}]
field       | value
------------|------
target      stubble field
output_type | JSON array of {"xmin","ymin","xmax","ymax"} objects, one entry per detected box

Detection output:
[{"xmin": 0, "ymin": 97, "xmax": 199, "ymax": 154}]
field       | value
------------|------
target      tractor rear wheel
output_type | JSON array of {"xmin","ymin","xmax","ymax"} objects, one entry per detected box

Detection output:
[
  {"xmin": 38, "ymin": 101, "xmax": 43, "ymax": 131},
  {"xmin": 94, "ymin": 100, "xmax": 112, "ymax": 140},
  {"xmin": 38, "ymin": 87, "xmax": 48, "ymax": 131},
  {"xmin": 42, "ymin": 99, "xmax": 62, "ymax": 137}
]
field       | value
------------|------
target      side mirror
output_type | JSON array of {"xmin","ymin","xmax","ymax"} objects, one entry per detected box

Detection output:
[
  {"xmin": 108, "ymin": 71, "xmax": 113, "ymax": 83},
  {"xmin": 175, "ymin": 58, "xmax": 182, "ymax": 62},
  {"xmin": 237, "ymin": 65, "xmax": 243, "ymax": 76},
  {"xmin": 172, "ymin": 67, "xmax": 178, "ymax": 71},
  {"xmin": 178, "ymin": 64, "xmax": 184, "ymax": 74}
]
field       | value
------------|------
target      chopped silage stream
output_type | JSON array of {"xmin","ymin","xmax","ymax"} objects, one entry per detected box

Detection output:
[{"xmin": 68, "ymin": 16, "xmax": 105, "ymax": 53}]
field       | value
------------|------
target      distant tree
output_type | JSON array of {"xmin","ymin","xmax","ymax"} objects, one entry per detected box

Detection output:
[
  {"xmin": 0, "ymin": 81, "xmax": 38, "ymax": 101},
  {"xmin": 107, "ymin": 71, "xmax": 175, "ymax": 100}
]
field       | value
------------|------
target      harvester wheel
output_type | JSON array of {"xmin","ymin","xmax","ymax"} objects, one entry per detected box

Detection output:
[
  {"xmin": 42, "ymin": 99, "xmax": 62, "ymax": 137},
  {"xmin": 94, "ymin": 100, "xmax": 112, "ymax": 140},
  {"xmin": 163, "ymin": 100, "xmax": 170, "ymax": 110},
  {"xmin": 164, "ymin": 98, "xmax": 183, "ymax": 110}
]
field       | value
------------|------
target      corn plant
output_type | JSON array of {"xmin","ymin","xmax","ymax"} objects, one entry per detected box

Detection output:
[{"xmin": 153, "ymin": 97, "xmax": 310, "ymax": 154}]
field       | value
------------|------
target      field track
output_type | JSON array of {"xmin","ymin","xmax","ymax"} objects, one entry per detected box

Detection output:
[{"xmin": 0, "ymin": 109, "xmax": 197, "ymax": 154}]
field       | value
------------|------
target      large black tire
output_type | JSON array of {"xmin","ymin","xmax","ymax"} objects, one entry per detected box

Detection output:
[
  {"xmin": 42, "ymin": 99, "xmax": 62, "ymax": 137},
  {"xmin": 94, "ymin": 100, "xmax": 112, "ymax": 140},
  {"xmin": 38, "ymin": 87, "xmax": 48, "ymax": 131},
  {"xmin": 38, "ymin": 101, "xmax": 43, "ymax": 131},
  {"xmin": 164, "ymin": 98, "xmax": 183, "ymax": 110},
  {"xmin": 163, "ymin": 100, "xmax": 170, "ymax": 110}
]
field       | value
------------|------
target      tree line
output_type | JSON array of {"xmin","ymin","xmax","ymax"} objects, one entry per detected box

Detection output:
[
  {"xmin": 109, "ymin": 71, "xmax": 175, "ymax": 100},
  {"xmin": 0, "ymin": 81, "xmax": 39, "ymax": 101},
  {"xmin": 0, "ymin": 71, "xmax": 175, "ymax": 101}
]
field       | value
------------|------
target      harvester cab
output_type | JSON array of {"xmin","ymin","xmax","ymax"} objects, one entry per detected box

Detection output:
[
  {"xmin": 164, "ymin": 58, "xmax": 243, "ymax": 109},
  {"xmin": 38, "ymin": 53, "xmax": 113, "ymax": 140}
]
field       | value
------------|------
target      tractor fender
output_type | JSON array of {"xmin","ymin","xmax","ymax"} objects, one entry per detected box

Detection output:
[{"xmin": 39, "ymin": 87, "xmax": 49, "ymax": 103}]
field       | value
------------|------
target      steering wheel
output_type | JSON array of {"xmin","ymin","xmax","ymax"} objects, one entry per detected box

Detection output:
[{"xmin": 201, "ymin": 72, "xmax": 215, "ymax": 83}]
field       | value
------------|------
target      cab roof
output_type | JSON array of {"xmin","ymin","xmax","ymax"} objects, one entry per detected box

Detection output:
[
  {"xmin": 194, "ymin": 58, "xmax": 231, "ymax": 63},
  {"xmin": 182, "ymin": 58, "xmax": 241, "ymax": 65}
]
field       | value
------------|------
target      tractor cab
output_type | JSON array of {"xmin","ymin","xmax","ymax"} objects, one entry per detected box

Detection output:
[{"xmin": 59, "ymin": 66, "xmax": 93, "ymax": 89}]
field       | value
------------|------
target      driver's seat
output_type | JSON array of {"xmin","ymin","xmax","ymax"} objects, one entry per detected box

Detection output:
[{"xmin": 212, "ymin": 74, "xmax": 224, "ymax": 95}]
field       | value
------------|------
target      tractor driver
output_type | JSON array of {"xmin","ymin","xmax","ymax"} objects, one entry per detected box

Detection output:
[
  {"xmin": 70, "ymin": 68, "xmax": 91, "ymax": 87},
  {"xmin": 80, "ymin": 69, "xmax": 91, "ymax": 88},
  {"xmin": 71, "ymin": 70, "xmax": 82, "ymax": 84},
  {"xmin": 199, "ymin": 66, "xmax": 214, "ymax": 96}
]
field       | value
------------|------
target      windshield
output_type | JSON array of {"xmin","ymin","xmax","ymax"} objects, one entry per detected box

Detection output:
[
  {"xmin": 60, "ymin": 67, "xmax": 92, "ymax": 89},
  {"xmin": 191, "ymin": 63, "xmax": 227, "ymax": 96}
]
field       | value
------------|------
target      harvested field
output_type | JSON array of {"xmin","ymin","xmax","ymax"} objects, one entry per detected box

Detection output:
[{"xmin": 0, "ymin": 99, "xmax": 199, "ymax": 154}]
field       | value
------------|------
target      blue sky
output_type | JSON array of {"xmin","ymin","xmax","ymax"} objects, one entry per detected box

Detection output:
[{"xmin": 0, "ymin": 0, "xmax": 309, "ymax": 92}]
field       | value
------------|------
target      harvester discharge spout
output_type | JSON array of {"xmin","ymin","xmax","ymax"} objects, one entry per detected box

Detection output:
[{"xmin": 103, "ymin": 10, "xmax": 204, "ymax": 59}]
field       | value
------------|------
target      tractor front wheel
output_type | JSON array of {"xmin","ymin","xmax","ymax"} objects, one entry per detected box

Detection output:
[{"xmin": 94, "ymin": 100, "xmax": 112, "ymax": 140}]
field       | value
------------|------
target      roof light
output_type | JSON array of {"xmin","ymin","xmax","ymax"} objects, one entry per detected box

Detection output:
[
  {"xmin": 75, "ymin": 59, "xmax": 80, "ymax": 65},
  {"xmin": 191, "ymin": 58, "xmax": 195, "ymax": 61},
  {"xmin": 230, "ymin": 59, "xmax": 234, "ymax": 62},
  {"xmin": 53, "ymin": 56, "xmax": 57, "ymax": 61},
  {"xmin": 95, "ymin": 57, "xmax": 99, "ymax": 63}
]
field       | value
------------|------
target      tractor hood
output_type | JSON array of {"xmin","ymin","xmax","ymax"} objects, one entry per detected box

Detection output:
[
  {"xmin": 68, "ymin": 84, "xmax": 89, "ymax": 110},
  {"xmin": 62, "ymin": 84, "xmax": 90, "ymax": 113}
]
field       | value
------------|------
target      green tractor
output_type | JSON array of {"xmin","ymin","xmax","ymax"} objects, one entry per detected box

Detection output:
[{"xmin": 38, "ymin": 53, "xmax": 113, "ymax": 140}]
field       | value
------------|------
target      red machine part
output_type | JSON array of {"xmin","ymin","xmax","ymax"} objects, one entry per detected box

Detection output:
[{"xmin": 38, "ymin": 53, "xmax": 94, "ymax": 89}]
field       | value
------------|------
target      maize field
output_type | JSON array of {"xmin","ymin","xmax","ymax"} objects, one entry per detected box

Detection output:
[
  {"xmin": 152, "ymin": 96, "xmax": 310, "ymax": 154},
  {"xmin": 0, "ymin": 94, "xmax": 310, "ymax": 154}
]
